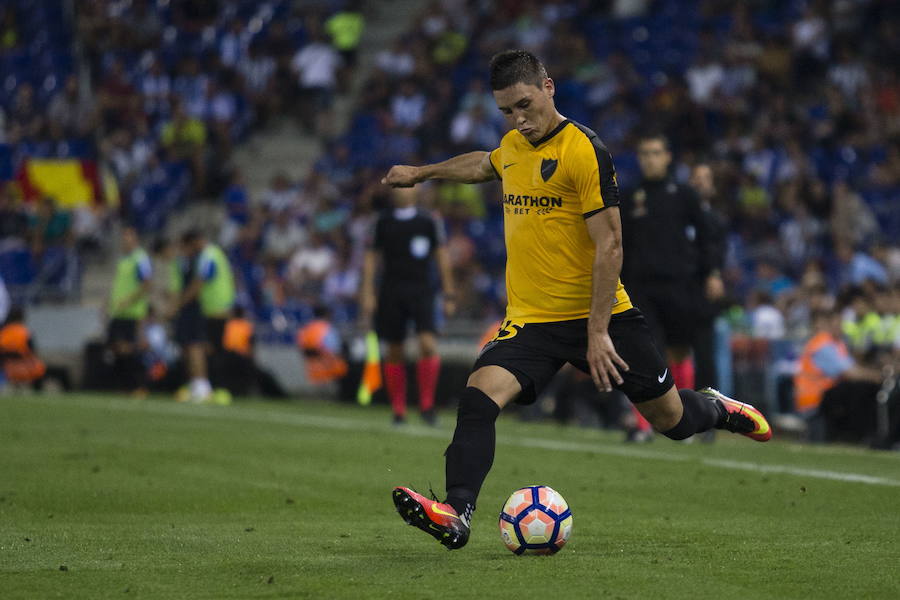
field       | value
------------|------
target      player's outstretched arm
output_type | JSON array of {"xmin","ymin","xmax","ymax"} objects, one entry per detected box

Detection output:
[{"xmin": 382, "ymin": 151, "xmax": 496, "ymax": 187}]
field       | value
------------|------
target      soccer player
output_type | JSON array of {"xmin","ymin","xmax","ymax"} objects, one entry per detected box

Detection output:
[
  {"xmin": 170, "ymin": 232, "xmax": 208, "ymax": 402},
  {"xmin": 359, "ymin": 186, "xmax": 455, "ymax": 425},
  {"xmin": 171, "ymin": 229, "xmax": 234, "ymax": 402},
  {"xmin": 184, "ymin": 229, "xmax": 236, "ymax": 392},
  {"xmin": 188, "ymin": 231, "xmax": 236, "ymax": 356},
  {"xmin": 384, "ymin": 50, "xmax": 771, "ymax": 550},
  {"xmin": 107, "ymin": 226, "xmax": 153, "ymax": 396}
]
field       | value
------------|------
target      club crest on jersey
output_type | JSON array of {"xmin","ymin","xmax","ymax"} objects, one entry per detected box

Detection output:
[{"xmin": 540, "ymin": 158, "xmax": 558, "ymax": 181}]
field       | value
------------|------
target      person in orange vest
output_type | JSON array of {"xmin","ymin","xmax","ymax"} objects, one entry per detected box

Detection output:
[
  {"xmin": 218, "ymin": 305, "xmax": 255, "ymax": 396},
  {"xmin": 215, "ymin": 305, "xmax": 287, "ymax": 398},
  {"xmin": 794, "ymin": 308, "xmax": 883, "ymax": 441},
  {"xmin": 212, "ymin": 306, "xmax": 287, "ymax": 398},
  {"xmin": 223, "ymin": 305, "xmax": 254, "ymax": 357},
  {"xmin": 297, "ymin": 306, "xmax": 348, "ymax": 386},
  {"xmin": 0, "ymin": 306, "xmax": 46, "ymax": 388}
]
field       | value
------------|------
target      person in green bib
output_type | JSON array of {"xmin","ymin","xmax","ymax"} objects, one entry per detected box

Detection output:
[
  {"xmin": 173, "ymin": 229, "xmax": 236, "ymax": 401},
  {"xmin": 195, "ymin": 233, "xmax": 236, "ymax": 353},
  {"xmin": 107, "ymin": 226, "xmax": 153, "ymax": 395},
  {"xmin": 325, "ymin": 1, "xmax": 364, "ymax": 68}
]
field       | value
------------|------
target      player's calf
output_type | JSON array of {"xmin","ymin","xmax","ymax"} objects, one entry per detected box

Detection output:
[{"xmin": 639, "ymin": 386, "xmax": 766, "ymax": 442}]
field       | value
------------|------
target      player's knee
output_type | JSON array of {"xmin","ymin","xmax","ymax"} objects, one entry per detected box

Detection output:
[
  {"xmin": 386, "ymin": 343, "xmax": 405, "ymax": 364},
  {"xmin": 418, "ymin": 333, "xmax": 437, "ymax": 357},
  {"xmin": 466, "ymin": 366, "xmax": 521, "ymax": 409}
]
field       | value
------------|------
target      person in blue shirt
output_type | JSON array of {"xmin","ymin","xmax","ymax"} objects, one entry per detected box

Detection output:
[{"xmin": 834, "ymin": 240, "xmax": 888, "ymax": 289}]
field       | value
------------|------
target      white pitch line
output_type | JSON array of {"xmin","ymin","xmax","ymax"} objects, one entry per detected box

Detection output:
[
  {"xmin": 700, "ymin": 458, "xmax": 900, "ymax": 486},
  {"xmin": 13, "ymin": 395, "xmax": 900, "ymax": 488}
]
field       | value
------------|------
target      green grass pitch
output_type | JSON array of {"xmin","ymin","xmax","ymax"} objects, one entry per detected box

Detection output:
[{"xmin": 2, "ymin": 393, "xmax": 899, "ymax": 599}]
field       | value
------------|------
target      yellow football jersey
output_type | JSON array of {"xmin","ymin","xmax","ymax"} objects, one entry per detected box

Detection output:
[{"xmin": 488, "ymin": 119, "xmax": 632, "ymax": 323}]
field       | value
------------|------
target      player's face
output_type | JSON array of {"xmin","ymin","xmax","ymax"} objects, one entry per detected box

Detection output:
[
  {"xmin": 122, "ymin": 228, "xmax": 138, "ymax": 252},
  {"xmin": 494, "ymin": 80, "xmax": 556, "ymax": 143},
  {"xmin": 690, "ymin": 164, "xmax": 715, "ymax": 196},
  {"xmin": 637, "ymin": 140, "xmax": 671, "ymax": 179}
]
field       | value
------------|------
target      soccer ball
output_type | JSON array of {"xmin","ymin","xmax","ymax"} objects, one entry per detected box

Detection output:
[{"xmin": 499, "ymin": 485, "xmax": 572, "ymax": 555}]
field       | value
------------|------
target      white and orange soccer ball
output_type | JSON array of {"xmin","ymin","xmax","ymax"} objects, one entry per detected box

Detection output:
[{"xmin": 499, "ymin": 485, "xmax": 572, "ymax": 555}]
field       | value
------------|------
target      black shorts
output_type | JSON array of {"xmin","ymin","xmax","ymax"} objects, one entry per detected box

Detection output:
[
  {"xmin": 174, "ymin": 307, "xmax": 206, "ymax": 346},
  {"xmin": 375, "ymin": 286, "xmax": 436, "ymax": 343},
  {"xmin": 108, "ymin": 318, "xmax": 138, "ymax": 345},
  {"xmin": 625, "ymin": 281, "xmax": 701, "ymax": 348},
  {"xmin": 206, "ymin": 317, "xmax": 227, "ymax": 352},
  {"xmin": 473, "ymin": 308, "xmax": 674, "ymax": 405}
]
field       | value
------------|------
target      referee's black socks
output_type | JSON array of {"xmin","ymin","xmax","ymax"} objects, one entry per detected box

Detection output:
[
  {"xmin": 445, "ymin": 387, "xmax": 500, "ymax": 518},
  {"xmin": 661, "ymin": 389, "xmax": 723, "ymax": 440}
]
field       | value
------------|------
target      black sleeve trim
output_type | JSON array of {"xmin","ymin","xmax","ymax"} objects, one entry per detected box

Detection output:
[
  {"xmin": 489, "ymin": 156, "xmax": 501, "ymax": 180},
  {"xmin": 569, "ymin": 120, "xmax": 620, "ymax": 209},
  {"xmin": 582, "ymin": 205, "xmax": 614, "ymax": 219}
]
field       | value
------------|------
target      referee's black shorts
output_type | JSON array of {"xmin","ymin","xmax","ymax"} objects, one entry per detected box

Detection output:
[
  {"xmin": 375, "ymin": 285, "xmax": 436, "ymax": 343},
  {"xmin": 473, "ymin": 308, "xmax": 674, "ymax": 405},
  {"xmin": 624, "ymin": 280, "xmax": 703, "ymax": 348}
]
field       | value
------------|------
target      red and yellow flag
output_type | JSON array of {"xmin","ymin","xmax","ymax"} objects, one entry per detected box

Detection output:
[{"xmin": 15, "ymin": 159, "xmax": 117, "ymax": 207}]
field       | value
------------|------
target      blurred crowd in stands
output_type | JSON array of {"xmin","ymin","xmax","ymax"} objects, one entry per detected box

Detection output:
[
  {"xmin": 0, "ymin": 1, "xmax": 898, "ymax": 427},
  {"xmin": 0, "ymin": 0, "xmax": 362, "ymax": 301},
  {"xmin": 219, "ymin": 0, "xmax": 900, "ymax": 363}
]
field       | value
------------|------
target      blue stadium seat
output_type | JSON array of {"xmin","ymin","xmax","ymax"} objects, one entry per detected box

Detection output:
[
  {"xmin": 0, "ymin": 248, "xmax": 36, "ymax": 287},
  {"xmin": 0, "ymin": 144, "xmax": 14, "ymax": 181}
]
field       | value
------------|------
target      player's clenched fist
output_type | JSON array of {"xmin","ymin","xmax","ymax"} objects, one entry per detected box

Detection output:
[{"xmin": 382, "ymin": 165, "xmax": 421, "ymax": 187}]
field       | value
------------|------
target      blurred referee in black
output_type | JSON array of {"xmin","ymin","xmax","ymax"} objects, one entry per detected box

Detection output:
[
  {"xmin": 621, "ymin": 133, "xmax": 725, "ymax": 400},
  {"xmin": 360, "ymin": 186, "xmax": 456, "ymax": 425}
]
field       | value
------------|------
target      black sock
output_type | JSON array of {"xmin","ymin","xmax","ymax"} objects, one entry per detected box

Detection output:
[
  {"xmin": 661, "ymin": 389, "xmax": 723, "ymax": 440},
  {"xmin": 444, "ymin": 387, "xmax": 501, "ymax": 515}
]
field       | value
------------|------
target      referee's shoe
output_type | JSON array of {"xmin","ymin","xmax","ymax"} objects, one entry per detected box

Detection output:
[
  {"xmin": 392, "ymin": 487, "xmax": 470, "ymax": 550},
  {"xmin": 701, "ymin": 388, "xmax": 772, "ymax": 442}
]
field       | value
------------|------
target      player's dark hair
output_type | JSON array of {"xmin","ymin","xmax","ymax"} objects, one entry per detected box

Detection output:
[
  {"xmin": 489, "ymin": 50, "xmax": 548, "ymax": 91},
  {"xmin": 181, "ymin": 228, "xmax": 203, "ymax": 245},
  {"xmin": 638, "ymin": 132, "xmax": 671, "ymax": 150}
]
